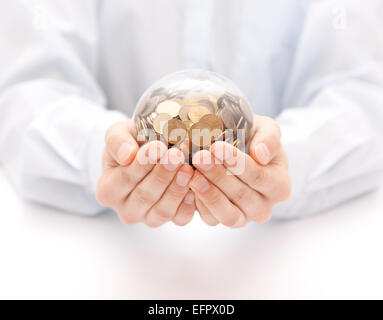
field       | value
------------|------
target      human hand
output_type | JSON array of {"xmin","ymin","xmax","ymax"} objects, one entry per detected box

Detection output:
[
  {"xmin": 190, "ymin": 115, "xmax": 291, "ymax": 228},
  {"xmin": 96, "ymin": 120, "xmax": 196, "ymax": 227}
]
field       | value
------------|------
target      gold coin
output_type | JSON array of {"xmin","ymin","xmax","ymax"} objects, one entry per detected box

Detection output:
[
  {"xmin": 223, "ymin": 129, "xmax": 234, "ymax": 144},
  {"xmin": 183, "ymin": 120, "xmax": 193, "ymax": 131},
  {"xmin": 217, "ymin": 93, "xmax": 238, "ymax": 111},
  {"xmin": 197, "ymin": 99, "xmax": 216, "ymax": 114},
  {"xmin": 199, "ymin": 114, "xmax": 223, "ymax": 142},
  {"xmin": 163, "ymin": 119, "xmax": 187, "ymax": 145},
  {"xmin": 214, "ymin": 130, "xmax": 225, "ymax": 142},
  {"xmin": 153, "ymin": 113, "xmax": 172, "ymax": 135},
  {"xmin": 190, "ymin": 121, "xmax": 214, "ymax": 147},
  {"xmin": 181, "ymin": 98, "xmax": 202, "ymax": 108},
  {"xmin": 225, "ymin": 92, "xmax": 240, "ymax": 104},
  {"xmin": 146, "ymin": 113, "xmax": 155, "ymax": 127},
  {"xmin": 236, "ymin": 116, "xmax": 244, "ymax": 130},
  {"xmin": 188, "ymin": 106, "xmax": 211, "ymax": 123},
  {"xmin": 156, "ymin": 100, "xmax": 182, "ymax": 118},
  {"xmin": 207, "ymin": 94, "xmax": 218, "ymax": 104},
  {"xmin": 182, "ymin": 95, "xmax": 216, "ymax": 114},
  {"xmin": 199, "ymin": 114, "xmax": 224, "ymax": 132},
  {"xmin": 219, "ymin": 108, "xmax": 236, "ymax": 131},
  {"xmin": 207, "ymin": 95, "xmax": 219, "ymax": 112},
  {"xmin": 135, "ymin": 117, "xmax": 142, "ymax": 140},
  {"xmin": 217, "ymin": 96, "xmax": 227, "ymax": 110},
  {"xmin": 179, "ymin": 105, "xmax": 192, "ymax": 121}
]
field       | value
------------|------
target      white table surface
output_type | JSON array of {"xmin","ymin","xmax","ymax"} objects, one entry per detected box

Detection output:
[{"xmin": 0, "ymin": 168, "xmax": 382, "ymax": 300}]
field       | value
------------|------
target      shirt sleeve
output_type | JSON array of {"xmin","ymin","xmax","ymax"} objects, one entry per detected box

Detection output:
[
  {"xmin": 0, "ymin": 0, "xmax": 127, "ymax": 215},
  {"xmin": 273, "ymin": 0, "xmax": 383, "ymax": 219}
]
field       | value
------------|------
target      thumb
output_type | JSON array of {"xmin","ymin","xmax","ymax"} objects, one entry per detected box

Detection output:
[
  {"xmin": 249, "ymin": 115, "xmax": 282, "ymax": 166},
  {"xmin": 105, "ymin": 119, "xmax": 139, "ymax": 166}
]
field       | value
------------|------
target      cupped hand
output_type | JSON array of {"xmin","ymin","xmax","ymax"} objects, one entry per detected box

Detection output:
[
  {"xmin": 190, "ymin": 115, "xmax": 291, "ymax": 228},
  {"xmin": 96, "ymin": 120, "xmax": 196, "ymax": 227}
]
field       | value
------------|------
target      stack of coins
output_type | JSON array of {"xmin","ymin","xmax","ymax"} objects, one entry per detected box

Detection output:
[{"xmin": 134, "ymin": 88, "xmax": 254, "ymax": 164}]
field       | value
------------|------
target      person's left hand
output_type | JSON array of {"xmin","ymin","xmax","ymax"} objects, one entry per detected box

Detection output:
[{"xmin": 190, "ymin": 115, "xmax": 291, "ymax": 228}]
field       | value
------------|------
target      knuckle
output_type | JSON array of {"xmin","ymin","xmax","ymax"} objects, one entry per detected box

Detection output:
[
  {"xmin": 207, "ymin": 168, "xmax": 226, "ymax": 186},
  {"xmin": 275, "ymin": 125, "xmax": 282, "ymax": 140},
  {"xmin": 105, "ymin": 125, "xmax": 114, "ymax": 142},
  {"xmin": 222, "ymin": 213, "xmax": 242, "ymax": 228},
  {"xmin": 119, "ymin": 167, "xmax": 133, "ymax": 185},
  {"xmin": 270, "ymin": 133, "xmax": 281, "ymax": 149},
  {"xmin": 204, "ymin": 188, "xmax": 222, "ymax": 206},
  {"xmin": 272, "ymin": 120, "xmax": 282, "ymax": 139},
  {"xmin": 152, "ymin": 206, "xmax": 174, "ymax": 220},
  {"xmin": 284, "ymin": 177, "xmax": 292, "ymax": 197},
  {"xmin": 155, "ymin": 168, "xmax": 172, "ymax": 186},
  {"xmin": 145, "ymin": 220, "xmax": 163, "ymax": 229},
  {"xmin": 134, "ymin": 185, "xmax": 156, "ymax": 205},
  {"xmin": 253, "ymin": 207, "xmax": 272, "ymax": 224},
  {"xmin": 276, "ymin": 179, "xmax": 292, "ymax": 202},
  {"xmin": 117, "ymin": 210, "xmax": 139, "ymax": 225},
  {"xmin": 207, "ymin": 221, "xmax": 219, "ymax": 227},
  {"xmin": 231, "ymin": 186, "xmax": 249, "ymax": 204},
  {"xmin": 95, "ymin": 188, "xmax": 109, "ymax": 206},
  {"xmin": 232, "ymin": 219, "xmax": 249, "ymax": 229},
  {"xmin": 270, "ymin": 173, "xmax": 292, "ymax": 202},
  {"xmin": 263, "ymin": 116, "xmax": 280, "ymax": 130},
  {"xmin": 200, "ymin": 214, "xmax": 219, "ymax": 226},
  {"xmin": 105, "ymin": 131, "xmax": 117, "ymax": 150},
  {"xmin": 168, "ymin": 183, "xmax": 188, "ymax": 200},
  {"xmin": 260, "ymin": 116, "xmax": 282, "ymax": 145},
  {"xmin": 96, "ymin": 178, "xmax": 114, "ymax": 206},
  {"xmin": 267, "ymin": 117, "xmax": 281, "ymax": 134},
  {"xmin": 252, "ymin": 168, "xmax": 265, "ymax": 186},
  {"xmin": 173, "ymin": 218, "xmax": 189, "ymax": 227}
]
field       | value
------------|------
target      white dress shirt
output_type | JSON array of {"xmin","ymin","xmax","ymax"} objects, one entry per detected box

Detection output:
[{"xmin": 0, "ymin": 0, "xmax": 382, "ymax": 219}]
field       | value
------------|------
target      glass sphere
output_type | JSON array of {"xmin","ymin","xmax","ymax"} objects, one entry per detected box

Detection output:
[{"xmin": 133, "ymin": 69, "xmax": 254, "ymax": 164}]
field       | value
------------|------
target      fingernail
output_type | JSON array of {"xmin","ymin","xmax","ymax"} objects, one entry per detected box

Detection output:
[
  {"xmin": 176, "ymin": 172, "xmax": 192, "ymax": 187},
  {"xmin": 254, "ymin": 143, "xmax": 270, "ymax": 165},
  {"xmin": 148, "ymin": 143, "xmax": 166, "ymax": 163},
  {"xmin": 184, "ymin": 192, "xmax": 195, "ymax": 205},
  {"xmin": 164, "ymin": 149, "xmax": 184, "ymax": 171},
  {"xmin": 191, "ymin": 175, "xmax": 210, "ymax": 193},
  {"xmin": 117, "ymin": 142, "xmax": 133, "ymax": 164},
  {"xmin": 212, "ymin": 142, "xmax": 235, "ymax": 165},
  {"xmin": 193, "ymin": 151, "xmax": 214, "ymax": 172},
  {"xmin": 211, "ymin": 141, "xmax": 225, "ymax": 161}
]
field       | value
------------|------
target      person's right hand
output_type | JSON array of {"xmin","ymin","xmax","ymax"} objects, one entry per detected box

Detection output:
[{"xmin": 96, "ymin": 120, "xmax": 196, "ymax": 228}]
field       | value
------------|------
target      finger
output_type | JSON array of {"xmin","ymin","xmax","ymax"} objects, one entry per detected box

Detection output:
[
  {"xmin": 193, "ymin": 150, "xmax": 271, "ymax": 223},
  {"xmin": 249, "ymin": 115, "xmax": 281, "ymax": 166},
  {"xmin": 145, "ymin": 164, "xmax": 194, "ymax": 228},
  {"xmin": 190, "ymin": 171, "xmax": 247, "ymax": 228},
  {"xmin": 195, "ymin": 196, "xmax": 219, "ymax": 226},
  {"xmin": 211, "ymin": 142, "xmax": 291, "ymax": 203},
  {"xmin": 96, "ymin": 141, "xmax": 167, "ymax": 207},
  {"xmin": 172, "ymin": 191, "xmax": 196, "ymax": 227},
  {"xmin": 120, "ymin": 148, "xmax": 184, "ymax": 224},
  {"xmin": 105, "ymin": 120, "xmax": 139, "ymax": 166}
]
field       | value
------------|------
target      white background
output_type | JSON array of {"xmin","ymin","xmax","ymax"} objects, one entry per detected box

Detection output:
[{"xmin": 0, "ymin": 167, "xmax": 382, "ymax": 300}]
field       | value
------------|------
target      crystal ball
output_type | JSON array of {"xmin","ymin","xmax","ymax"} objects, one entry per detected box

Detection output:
[{"xmin": 133, "ymin": 69, "xmax": 254, "ymax": 164}]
